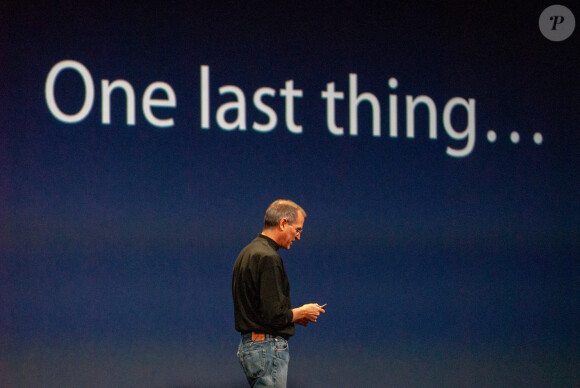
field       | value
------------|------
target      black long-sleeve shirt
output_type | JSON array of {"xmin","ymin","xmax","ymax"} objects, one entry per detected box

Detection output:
[{"xmin": 232, "ymin": 234, "xmax": 295, "ymax": 338}]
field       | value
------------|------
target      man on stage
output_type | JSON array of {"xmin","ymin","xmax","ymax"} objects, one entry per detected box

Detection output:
[{"xmin": 232, "ymin": 199, "xmax": 326, "ymax": 387}]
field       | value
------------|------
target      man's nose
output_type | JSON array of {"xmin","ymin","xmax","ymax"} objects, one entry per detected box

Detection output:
[{"xmin": 296, "ymin": 233, "xmax": 301, "ymax": 240}]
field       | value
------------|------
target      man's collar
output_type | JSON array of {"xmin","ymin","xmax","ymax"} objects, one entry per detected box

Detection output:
[{"xmin": 258, "ymin": 233, "xmax": 280, "ymax": 251}]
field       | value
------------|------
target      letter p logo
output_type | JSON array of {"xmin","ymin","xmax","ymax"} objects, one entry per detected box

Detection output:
[
  {"xmin": 550, "ymin": 15, "xmax": 565, "ymax": 30},
  {"xmin": 539, "ymin": 5, "xmax": 575, "ymax": 41}
]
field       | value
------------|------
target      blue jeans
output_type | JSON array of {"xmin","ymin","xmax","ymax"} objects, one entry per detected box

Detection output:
[{"xmin": 237, "ymin": 333, "xmax": 290, "ymax": 387}]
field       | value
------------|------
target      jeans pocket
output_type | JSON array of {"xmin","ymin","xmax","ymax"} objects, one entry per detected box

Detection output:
[
  {"xmin": 274, "ymin": 338, "xmax": 288, "ymax": 352},
  {"xmin": 239, "ymin": 344, "xmax": 267, "ymax": 379}
]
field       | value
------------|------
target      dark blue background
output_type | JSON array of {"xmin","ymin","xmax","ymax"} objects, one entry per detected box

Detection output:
[{"xmin": 2, "ymin": 1, "xmax": 579, "ymax": 387}]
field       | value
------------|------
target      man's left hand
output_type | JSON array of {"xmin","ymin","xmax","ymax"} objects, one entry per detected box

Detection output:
[{"xmin": 295, "ymin": 318, "xmax": 309, "ymax": 327}]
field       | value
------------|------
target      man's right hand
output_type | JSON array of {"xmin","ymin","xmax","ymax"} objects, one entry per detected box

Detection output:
[{"xmin": 292, "ymin": 303, "xmax": 326, "ymax": 323}]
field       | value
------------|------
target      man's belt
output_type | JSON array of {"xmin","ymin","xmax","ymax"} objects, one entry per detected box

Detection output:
[{"xmin": 242, "ymin": 331, "xmax": 290, "ymax": 341}]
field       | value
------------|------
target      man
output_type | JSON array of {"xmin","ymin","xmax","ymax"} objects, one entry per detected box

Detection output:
[{"xmin": 232, "ymin": 199, "xmax": 325, "ymax": 387}]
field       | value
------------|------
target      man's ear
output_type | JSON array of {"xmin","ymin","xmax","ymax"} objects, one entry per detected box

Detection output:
[{"xmin": 278, "ymin": 218, "xmax": 288, "ymax": 231}]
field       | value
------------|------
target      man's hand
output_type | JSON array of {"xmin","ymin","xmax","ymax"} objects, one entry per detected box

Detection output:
[
  {"xmin": 292, "ymin": 303, "xmax": 326, "ymax": 324},
  {"xmin": 294, "ymin": 318, "xmax": 309, "ymax": 327}
]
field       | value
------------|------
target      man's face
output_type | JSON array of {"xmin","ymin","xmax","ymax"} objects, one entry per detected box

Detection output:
[{"xmin": 280, "ymin": 212, "xmax": 304, "ymax": 249}]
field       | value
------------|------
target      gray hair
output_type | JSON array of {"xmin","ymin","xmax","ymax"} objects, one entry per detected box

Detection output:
[{"xmin": 264, "ymin": 199, "xmax": 306, "ymax": 228}]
